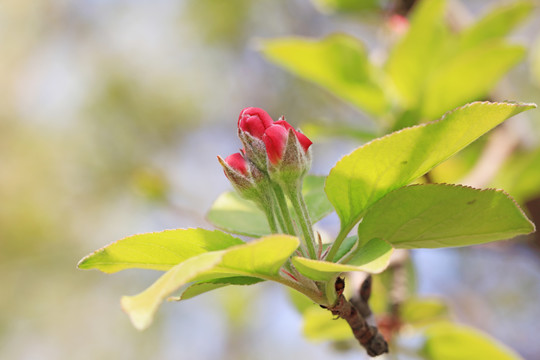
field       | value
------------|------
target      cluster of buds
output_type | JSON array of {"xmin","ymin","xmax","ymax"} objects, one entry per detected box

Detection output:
[
  {"xmin": 218, "ymin": 107, "xmax": 317, "ymax": 258},
  {"xmin": 219, "ymin": 107, "xmax": 312, "ymax": 198}
]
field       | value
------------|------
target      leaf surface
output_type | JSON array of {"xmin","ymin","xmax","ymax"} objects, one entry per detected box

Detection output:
[
  {"xmin": 121, "ymin": 235, "xmax": 299, "ymax": 330},
  {"xmin": 173, "ymin": 276, "xmax": 264, "ymax": 301},
  {"xmin": 422, "ymin": 323, "xmax": 523, "ymax": 360},
  {"xmin": 458, "ymin": 1, "xmax": 533, "ymax": 50},
  {"xmin": 78, "ymin": 228, "xmax": 244, "ymax": 273},
  {"xmin": 385, "ymin": 0, "xmax": 448, "ymax": 106},
  {"xmin": 292, "ymin": 238, "xmax": 393, "ymax": 281},
  {"xmin": 400, "ymin": 298, "xmax": 449, "ymax": 326},
  {"xmin": 303, "ymin": 306, "xmax": 352, "ymax": 341},
  {"xmin": 207, "ymin": 175, "xmax": 333, "ymax": 237},
  {"xmin": 325, "ymin": 101, "xmax": 536, "ymax": 233},
  {"xmin": 261, "ymin": 34, "xmax": 389, "ymax": 116},
  {"xmin": 357, "ymin": 184, "xmax": 535, "ymax": 249},
  {"xmin": 421, "ymin": 43, "xmax": 525, "ymax": 119}
]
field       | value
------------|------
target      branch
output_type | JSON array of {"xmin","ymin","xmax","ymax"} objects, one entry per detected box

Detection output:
[{"xmin": 327, "ymin": 277, "xmax": 388, "ymax": 357}]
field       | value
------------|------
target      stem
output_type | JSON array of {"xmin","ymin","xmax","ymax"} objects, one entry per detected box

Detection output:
[
  {"xmin": 261, "ymin": 202, "xmax": 279, "ymax": 234},
  {"xmin": 325, "ymin": 223, "xmax": 354, "ymax": 262},
  {"xmin": 269, "ymin": 195, "xmax": 287, "ymax": 234},
  {"xmin": 285, "ymin": 182, "xmax": 317, "ymax": 259},
  {"xmin": 272, "ymin": 184, "xmax": 296, "ymax": 236},
  {"xmin": 329, "ymin": 294, "xmax": 388, "ymax": 357}
]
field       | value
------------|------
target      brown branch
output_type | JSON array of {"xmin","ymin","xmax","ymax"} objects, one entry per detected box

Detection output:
[{"xmin": 327, "ymin": 277, "xmax": 388, "ymax": 357}]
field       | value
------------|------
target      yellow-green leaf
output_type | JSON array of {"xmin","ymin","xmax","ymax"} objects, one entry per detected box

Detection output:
[
  {"xmin": 357, "ymin": 184, "xmax": 535, "ymax": 249},
  {"xmin": 422, "ymin": 323, "xmax": 523, "ymax": 360},
  {"xmin": 325, "ymin": 101, "xmax": 536, "ymax": 234},
  {"xmin": 77, "ymin": 228, "xmax": 244, "ymax": 273},
  {"xmin": 292, "ymin": 238, "xmax": 393, "ymax": 282},
  {"xmin": 121, "ymin": 235, "xmax": 299, "ymax": 329},
  {"xmin": 261, "ymin": 34, "xmax": 389, "ymax": 116}
]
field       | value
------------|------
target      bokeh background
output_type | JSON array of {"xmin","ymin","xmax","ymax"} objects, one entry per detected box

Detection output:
[{"xmin": 1, "ymin": 0, "xmax": 540, "ymax": 359}]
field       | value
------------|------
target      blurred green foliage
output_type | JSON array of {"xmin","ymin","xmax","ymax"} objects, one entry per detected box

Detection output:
[
  {"xmin": 2, "ymin": 0, "xmax": 540, "ymax": 359},
  {"xmin": 262, "ymin": 0, "xmax": 533, "ymax": 131}
]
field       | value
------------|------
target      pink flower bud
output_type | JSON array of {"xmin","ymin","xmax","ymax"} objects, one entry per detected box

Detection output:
[
  {"xmin": 263, "ymin": 125, "xmax": 289, "ymax": 165},
  {"xmin": 274, "ymin": 120, "xmax": 312, "ymax": 152},
  {"xmin": 224, "ymin": 152, "xmax": 248, "ymax": 177},
  {"xmin": 238, "ymin": 107, "xmax": 274, "ymax": 139}
]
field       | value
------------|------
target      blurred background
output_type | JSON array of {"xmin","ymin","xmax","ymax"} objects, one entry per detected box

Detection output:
[{"xmin": 1, "ymin": 0, "xmax": 540, "ymax": 359}]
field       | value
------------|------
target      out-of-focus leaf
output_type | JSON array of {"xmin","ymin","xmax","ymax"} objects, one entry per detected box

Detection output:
[
  {"xmin": 303, "ymin": 306, "xmax": 352, "ymax": 341},
  {"xmin": 291, "ymin": 238, "xmax": 393, "ymax": 282},
  {"xmin": 172, "ymin": 276, "xmax": 264, "ymax": 301},
  {"xmin": 421, "ymin": 323, "xmax": 523, "ymax": 360},
  {"xmin": 385, "ymin": 0, "xmax": 448, "ymax": 107},
  {"xmin": 207, "ymin": 175, "xmax": 333, "ymax": 237},
  {"xmin": 369, "ymin": 274, "xmax": 390, "ymax": 315},
  {"xmin": 421, "ymin": 43, "xmax": 526, "ymax": 120},
  {"xmin": 77, "ymin": 228, "xmax": 244, "ymax": 273},
  {"xmin": 492, "ymin": 147, "xmax": 540, "ymax": 203},
  {"xmin": 302, "ymin": 175, "xmax": 335, "ymax": 223},
  {"xmin": 288, "ymin": 288, "xmax": 317, "ymax": 315},
  {"xmin": 311, "ymin": 0, "xmax": 379, "ymax": 14},
  {"xmin": 301, "ymin": 123, "xmax": 378, "ymax": 142},
  {"xmin": 260, "ymin": 34, "xmax": 389, "ymax": 116},
  {"xmin": 325, "ymin": 102, "xmax": 536, "ymax": 234},
  {"xmin": 400, "ymin": 298, "xmax": 449, "ymax": 326},
  {"xmin": 206, "ymin": 191, "xmax": 270, "ymax": 237},
  {"xmin": 357, "ymin": 184, "xmax": 534, "ymax": 249},
  {"xmin": 458, "ymin": 1, "xmax": 533, "ymax": 51},
  {"xmin": 121, "ymin": 235, "xmax": 299, "ymax": 330}
]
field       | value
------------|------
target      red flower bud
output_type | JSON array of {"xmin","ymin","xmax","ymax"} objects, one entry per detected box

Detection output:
[
  {"xmin": 224, "ymin": 152, "xmax": 248, "ymax": 176},
  {"xmin": 274, "ymin": 120, "xmax": 312, "ymax": 152},
  {"xmin": 263, "ymin": 125, "xmax": 289, "ymax": 165},
  {"xmin": 238, "ymin": 107, "xmax": 274, "ymax": 139}
]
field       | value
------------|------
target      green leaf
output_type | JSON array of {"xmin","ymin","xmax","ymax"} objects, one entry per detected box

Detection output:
[
  {"xmin": 77, "ymin": 228, "xmax": 244, "ymax": 273},
  {"xmin": 288, "ymin": 288, "xmax": 317, "ymax": 315},
  {"xmin": 421, "ymin": 43, "xmax": 526, "ymax": 120},
  {"xmin": 302, "ymin": 175, "xmax": 336, "ymax": 224},
  {"xmin": 301, "ymin": 122, "xmax": 378, "ymax": 143},
  {"xmin": 311, "ymin": 0, "xmax": 379, "ymax": 14},
  {"xmin": 260, "ymin": 34, "xmax": 389, "ymax": 116},
  {"xmin": 492, "ymin": 146, "xmax": 540, "ymax": 203},
  {"xmin": 292, "ymin": 238, "xmax": 393, "ymax": 282},
  {"xmin": 325, "ymin": 101, "xmax": 536, "ymax": 234},
  {"xmin": 458, "ymin": 1, "xmax": 533, "ymax": 51},
  {"xmin": 421, "ymin": 323, "xmax": 523, "ymax": 360},
  {"xmin": 207, "ymin": 175, "xmax": 333, "ymax": 237},
  {"xmin": 303, "ymin": 306, "xmax": 352, "ymax": 342},
  {"xmin": 357, "ymin": 184, "xmax": 534, "ymax": 249},
  {"xmin": 400, "ymin": 297, "xmax": 449, "ymax": 326},
  {"xmin": 121, "ymin": 235, "xmax": 300, "ymax": 329},
  {"xmin": 385, "ymin": 0, "xmax": 449, "ymax": 107},
  {"xmin": 206, "ymin": 191, "xmax": 271, "ymax": 237},
  {"xmin": 173, "ymin": 276, "xmax": 264, "ymax": 301}
]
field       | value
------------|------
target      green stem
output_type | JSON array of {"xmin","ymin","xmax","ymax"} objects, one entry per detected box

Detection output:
[
  {"xmin": 268, "ymin": 194, "xmax": 287, "ymax": 234},
  {"xmin": 286, "ymin": 182, "xmax": 317, "ymax": 259},
  {"xmin": 272, "ymin": 184, "xmax": 296, "ymax": 236},
  {"xmin": 325, "ymin": 223, "xmax": 353, "ymax": 262},
  {"xmin": 261, "ymin": 201, "xmax": 279, "ymax": 234}
]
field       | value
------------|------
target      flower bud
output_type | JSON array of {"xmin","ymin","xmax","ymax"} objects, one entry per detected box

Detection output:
[
  {"xmin": 224, "ymin": 153, "xmax": 248, "ymax": 176},
  {"xmin": 263, "ymin": 124, "xmax": 289, "ymax": 165},
  {"xmin": 237, "ymin": 107, "xmax": 276, "ymax": 171},
  {"xmin": 274, "ymin": 119, "xmax": 312, "ymax": 152},
  {"xmin": 238, "ymin": 107, "xmax": 274, "ymax": 140},
  {"xmin": 263, "ymin": 118, "xmax": 312, "ymax": 185},
  {"xmin": 218, "ymin": 153, "xmax": 259, "ymax": 200}
]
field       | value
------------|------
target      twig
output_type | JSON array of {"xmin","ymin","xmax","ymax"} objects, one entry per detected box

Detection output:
[{"xmin": 326, "ymin": 277, "xmax": 388, "ymax": 357}]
